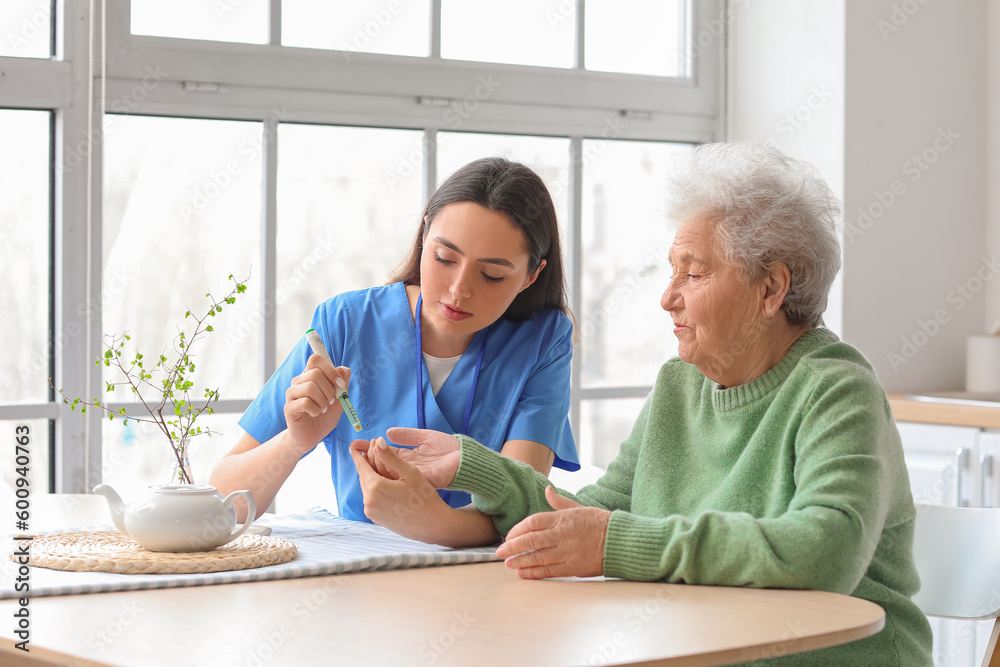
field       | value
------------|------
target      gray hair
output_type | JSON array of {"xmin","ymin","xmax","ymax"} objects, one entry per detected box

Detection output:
[{"xmin": 665, "ymin": 140, "xmax": 842, "ymax": 328}]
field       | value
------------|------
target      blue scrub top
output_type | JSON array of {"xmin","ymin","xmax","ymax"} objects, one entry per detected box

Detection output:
[{"xmin": 239, "ymin": 282, "xmax": 579, "ymax": 522}]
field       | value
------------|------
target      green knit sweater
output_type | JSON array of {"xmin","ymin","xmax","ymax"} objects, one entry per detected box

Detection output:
[{"xmin": 448, "ymin": 328, "xmax": 933, "ymax": 666}]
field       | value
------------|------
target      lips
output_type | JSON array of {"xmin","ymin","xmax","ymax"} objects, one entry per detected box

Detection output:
[
  {"xmin": 673, "ymin": 322, "xmax": 691, "ymax": 334},
  {"xmin": 440, "ymin": 302, "xmax": 472, "ymax": 322}
]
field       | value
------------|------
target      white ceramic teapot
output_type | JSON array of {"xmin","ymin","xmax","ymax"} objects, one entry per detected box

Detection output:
[{"xmin": 92, "ymin": 483, "xmax": 256, "ymax": 552}]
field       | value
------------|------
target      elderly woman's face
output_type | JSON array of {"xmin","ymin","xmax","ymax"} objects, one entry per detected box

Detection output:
[{"xmin": 661, "ymin": 218, "xmax": 763, "ymax": 378}]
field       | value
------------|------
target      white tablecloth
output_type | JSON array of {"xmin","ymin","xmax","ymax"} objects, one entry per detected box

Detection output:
[{"xmin": 2, "ymin": 508, "xmax": 499, "ymax": 599}]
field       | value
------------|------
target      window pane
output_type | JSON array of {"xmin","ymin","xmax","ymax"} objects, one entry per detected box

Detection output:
[
  {"xmin": 436, "ymin": 132, "xmax": 571, "ymax": 245},
  {"xmin": 0, "ymin": 420, "xmax": 51, "ymax": 507},
  {"xmin": 276, "ymin": 124, "xmax": 424, "ymax": 363},
  {"xmin": 101, "ymin": 412, "xmax": 241, "ymax": 500},
  {"xmin": 441, "ymin": 0, "xmax": 574, "ymax": 69},
  {"xmin": 0, "ymin": 110, "xmax": 49, "ymax": 404},
  {"xmin": 282, "ymin": 0, "xmax": 430, "ymax": 57},
  {"xmin": 579, "ymin": 398, "xmax": 645, "ymax": 470},
  {"xmin": 131, "ymin": 0, "xmax": 268, "ymax": 44},
  {"xmin": 276, "ymin": 444, "xmax": 335, "ymax": 515},
  {"xmin": 581, "ymin": 139, "xmax": 692, "ymax": 388},
  {"xmin": 103, "ymin": 116, "xmax": 261, "ymax": 401},
  {"xmin": 586, "ymin": 0, "xmax": 687, "ymax": 77},
  {"xmin": 0, "ymin": 1, "xmax": 52, "ymax": 58}
]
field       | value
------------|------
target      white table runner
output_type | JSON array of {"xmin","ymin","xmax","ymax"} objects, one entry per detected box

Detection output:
[{"xmin": 2, "ymin": 508, "xmax": 498, "ymax": 599}]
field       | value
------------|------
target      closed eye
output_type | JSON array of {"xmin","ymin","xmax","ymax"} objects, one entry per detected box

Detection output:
[{"xmin": 437, "ymin": 254, "xmax": 505, "ymax": 282}]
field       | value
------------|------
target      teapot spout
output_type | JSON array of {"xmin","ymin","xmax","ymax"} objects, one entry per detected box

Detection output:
[{"xmin": 92, "ymin": 484, "xmax": 128, "ymax": 535}]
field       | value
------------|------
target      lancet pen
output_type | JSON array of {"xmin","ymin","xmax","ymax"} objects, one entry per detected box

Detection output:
[{"xmin": 305, "ymin": 328, "xmax": 363, "ymax": 431}]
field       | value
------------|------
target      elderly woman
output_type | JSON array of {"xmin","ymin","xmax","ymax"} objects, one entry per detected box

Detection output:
[{"xmin": 351, "ymin": 141, "xmax": 933, "ymax": 665}]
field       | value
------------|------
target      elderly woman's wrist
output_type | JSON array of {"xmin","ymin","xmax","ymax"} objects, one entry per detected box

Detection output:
[
  {"xmin": 602, "ymin": 511, "xmax": 672, "ymax": 582},
  {"xmin": 446, "ymin": 435, "xmax": 510, "ymax": 505}
]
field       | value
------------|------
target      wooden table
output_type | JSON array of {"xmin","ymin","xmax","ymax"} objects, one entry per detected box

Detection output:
[{"xmin": 0, "ymin": 496, "xmax": 885, "ymax": 667}]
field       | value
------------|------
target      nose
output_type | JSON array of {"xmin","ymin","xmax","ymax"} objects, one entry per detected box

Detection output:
[
  {"xmin": 661, "ymin": 277, "xmax": 680, "ymax": 312},
  {"xmin": 449, "ymin": 264, "xmax": 473, "ymax": 301}
]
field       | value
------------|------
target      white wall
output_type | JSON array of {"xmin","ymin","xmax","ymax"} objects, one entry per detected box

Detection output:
[
  {"xmin": 987, "ymin": 2, "xmax": 1000, "ymax": 332},
  {"xmin": 730, "ymin": 0, "xmax": 992, "ymax": 393},
  {"xmin": 727, "ymin": 0, "xmax": 845, "ymax": 336},
  {"xmin": 843, "ymin": 0, "xmax": 988, "ymax": 393}
]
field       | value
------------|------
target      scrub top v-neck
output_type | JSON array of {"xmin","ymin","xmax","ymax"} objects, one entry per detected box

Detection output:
[
  {"xmin": 414, "ymin": 292, "xmax": 489, "ymax": 437},
  {"xmin": 238, "ymin": 282, "xmax": 579, "ymax": 522}
]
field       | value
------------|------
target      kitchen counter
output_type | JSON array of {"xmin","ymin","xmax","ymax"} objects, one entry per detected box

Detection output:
[{"xmin": 888, "ymin": 392, "xmax": 1000, "ymax": 429}]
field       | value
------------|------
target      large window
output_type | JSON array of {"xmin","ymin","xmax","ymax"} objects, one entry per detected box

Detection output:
[
  {"xmin": 0, "ymin": 1, "xmax": 53, "ymax": 58},
  {"xmin": 130, "ymin": 0, "xmax": 269, "ymax": 44},
  {"xmin": 0, "ymin": 110, "xmax": 50, "ymax": 407},
  {"xmin": 282, "ymin": 0, "xmax": 431, "ymax": 57},
  {"xmin": 2, "ymin": 1, "xmax": 723, "ymax": 505},
  {"xmin": 0, "ymin": 110, "xmax": 52, "ymax": 498}
]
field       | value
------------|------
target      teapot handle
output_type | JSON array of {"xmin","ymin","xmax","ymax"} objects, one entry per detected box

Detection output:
[{"xmin": 222, "ymin": 490, "xmax": 257, "ymax": 541}]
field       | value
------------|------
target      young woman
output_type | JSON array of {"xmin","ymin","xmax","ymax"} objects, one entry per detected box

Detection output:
[{"xmin": 210, "ymin": 157, "xmax": 579, "ymax": 546}]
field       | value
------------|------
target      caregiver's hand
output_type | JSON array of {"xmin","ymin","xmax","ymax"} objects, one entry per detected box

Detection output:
[
  {"xmin": 282, "ymin": 355, "xmax": 351, "ymax": 455},
  {"xmin": 383, "ymin": 427, "xmax": 462, "ymax": 488},
  {"xmin": 496, "ymin": 486, "xmax": 611, "ymax": 579},
  {"xmin": 350, "ymin": 438, "xmax": 447, "ymax": 542}
]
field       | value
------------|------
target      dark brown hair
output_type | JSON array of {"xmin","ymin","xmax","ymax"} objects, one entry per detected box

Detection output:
[{"xmin": 389, "ymin": 157, "xmax": 569, "ymax": 323}]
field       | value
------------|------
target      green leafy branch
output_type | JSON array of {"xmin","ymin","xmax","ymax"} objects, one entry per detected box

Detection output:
[{"xmin": 53, "ymin": 273, "xmax": 249, "ymax": 484}]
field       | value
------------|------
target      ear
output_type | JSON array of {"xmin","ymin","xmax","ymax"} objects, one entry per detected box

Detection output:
[
  {"xmin": 519, "ymin": 259, "xmax": 547, "ymax": 293},
  {"xmin": 761, "ymin": 262, "xmax": 791, "ymax": 318}
]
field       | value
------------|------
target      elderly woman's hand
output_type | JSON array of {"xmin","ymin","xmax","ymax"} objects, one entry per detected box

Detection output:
[
  {"xmin": 349, "ymin": 437, "xmax": 451, "ymax": 543},
  {"xmin": 496, "ymin": 486, "xmax": 611, "ymax": 579},
  {"xmin": 381, "ymin": 427, "xmax": 462, "ymax": 488}
]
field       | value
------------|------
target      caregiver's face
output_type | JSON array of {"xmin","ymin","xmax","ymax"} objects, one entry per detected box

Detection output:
[
  {"xmin": 661, "ymin": 218, "xmax": 761, "ymax": 377},
  {"xmin": 419, "ymin": 201, "xmax": 542, "ymax": 351}
]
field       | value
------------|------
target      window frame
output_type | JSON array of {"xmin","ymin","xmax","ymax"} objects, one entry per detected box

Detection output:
[{"xmin": 1, "ymin": 0, "xmax": 724, "ymax": 492}]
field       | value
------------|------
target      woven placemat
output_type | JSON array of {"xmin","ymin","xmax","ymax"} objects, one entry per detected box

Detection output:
[{"xmin": 18, "ymin": 530, "xmax": 297, "ymax": 575}]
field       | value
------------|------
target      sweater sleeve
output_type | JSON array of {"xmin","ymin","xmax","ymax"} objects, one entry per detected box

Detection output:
[
  {"xmin": 603, "ymin": 369, "xmax": 895, "ymax": 594},
  {"xmin": 448, "ymin": 396, "xmax": 652, "ymax": 535},
  {"xmin": 448, "ymin": 437, "xmax": 556, "ymax": 535}
]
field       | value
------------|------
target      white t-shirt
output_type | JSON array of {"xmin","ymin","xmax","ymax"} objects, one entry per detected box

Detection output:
[{"xmin": 423, "ymin": 352, "xmax": 462, "ymax": 396}]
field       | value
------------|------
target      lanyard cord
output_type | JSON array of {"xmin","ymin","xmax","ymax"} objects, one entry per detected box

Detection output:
[{"xmin": 414, "ymin": 294, "xmax": 489, "ymax": 435}]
